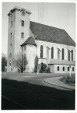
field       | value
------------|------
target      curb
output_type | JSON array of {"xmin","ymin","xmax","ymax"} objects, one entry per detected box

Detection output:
[{"xmin": 43, "ymin": 80, "xmax": 75, "ymax": 91}]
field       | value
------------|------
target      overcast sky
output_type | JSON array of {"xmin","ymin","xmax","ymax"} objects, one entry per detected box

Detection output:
[{"xmin": 2, "ymin": 2, "xmax": 76, "ymax": 56}]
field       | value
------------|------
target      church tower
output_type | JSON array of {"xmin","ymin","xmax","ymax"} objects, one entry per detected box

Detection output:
[{"xmin": 7, "ymin": 7, "xmax": 31, "ymax": 72}]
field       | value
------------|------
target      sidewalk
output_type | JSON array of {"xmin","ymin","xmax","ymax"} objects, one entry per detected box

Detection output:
[{"xmin": 44, "ymin": 77, "xmax": 75, "ymax": 90}]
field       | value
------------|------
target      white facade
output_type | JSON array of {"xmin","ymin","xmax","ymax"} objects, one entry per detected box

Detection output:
[
  {"xmin": 35, "ymin": 40, "xmax": 75, "ymax": 73},
  {"xmin": 7, "ymin": 7, "xmax": 75, "ymax": 73}
]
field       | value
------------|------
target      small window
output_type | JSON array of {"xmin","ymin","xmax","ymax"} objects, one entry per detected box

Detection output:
[
  {"xmin": 11, "ymin": 33, "xmax": 12, "ymax": 38},
  {"xmin": 72, "ymin": 67, "xmax": 74, "ymax": 71},
  {"xmin": 10, "ymin": 53, "xmax": 12, "ymax": 57},
  {"xmin": 11, "ymin": 21, "xmax": 13, "ymax": 27},
  {"xmin": 68, "ymin": 67, "xmax": 69, "ymax": 71},
  {"xmin": 57, "ymin": 66, "xmax": 59, "ymax": 71},
  {"xmin": 63, "ymin": 67, "xmax": 65, "ymax": 71},
  {"xmin": 21, "ymin": 20, "xmax": 24, "ymax": 26},
  {"xmin": 10, "ymin": 43, "xmax": 12, "ymax": 47},
  {"xmin": 21, "ymin": 32, "xmax": 24, "ymax": 38}
]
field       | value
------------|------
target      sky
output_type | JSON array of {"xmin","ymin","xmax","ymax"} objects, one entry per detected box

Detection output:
[{"xmin": 2, "ymin": 2, "xmax": 76, "ymax": 56}]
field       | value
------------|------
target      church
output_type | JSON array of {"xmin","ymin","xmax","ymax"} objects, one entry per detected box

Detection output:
[{"xmin": 7, "ymin": 7, "xmax": 75, "ymax": 73}]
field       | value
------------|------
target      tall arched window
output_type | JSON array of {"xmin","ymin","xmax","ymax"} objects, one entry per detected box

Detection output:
[
  {"xmin": 71, "ymin": 50, "xmax": 73, "ymax": 61},
  {"xmin": 62, "ymin": 48, "xmax": 64, "ymax": 60},
  {"xmin": 68, "ymin": 50, "xmax": 70, "ymax": 61},
  {"xmin": 51, "ymin": 47, "xmax": 54, "ymax": 59},
  {"xmin": 40, "ymin": 45, "xmax": 43, "ymax": 58}
]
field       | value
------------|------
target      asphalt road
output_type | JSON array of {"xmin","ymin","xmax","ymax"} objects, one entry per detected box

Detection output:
[{"xmin": 2, "ymin": 78, "xmax": 75, "ymax": 110}]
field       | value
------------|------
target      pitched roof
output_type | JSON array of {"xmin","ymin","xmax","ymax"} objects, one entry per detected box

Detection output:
[
  {"xmin": 30, "ymin": 21, "xmax": 75, "ymax": 46},
  {"xmin": 21, "ymin": 36, "xmax": 36, "ymax": 47}
]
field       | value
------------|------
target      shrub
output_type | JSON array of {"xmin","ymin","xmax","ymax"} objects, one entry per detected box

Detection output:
[
  {"xmin": 15, "ymin": 53, "xmax": 27, "ymax": 72},
  {"xmin": 45, "ymin": 67, "xmax": 50, "ymax": 73},
  {"xmin": 39, "ymin": 62, "xmax": 47, "ymax": 73}
]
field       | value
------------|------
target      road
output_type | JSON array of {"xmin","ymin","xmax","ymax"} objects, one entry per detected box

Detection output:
[{"xmin": 2, "ymin": 78, "xmax": 75, "ymax": 110}]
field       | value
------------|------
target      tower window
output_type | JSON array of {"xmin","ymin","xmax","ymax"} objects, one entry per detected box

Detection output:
[
  {"xmin": 57, "ymin": 66, "xmax": 59, "ymax": 71},
  {"xmin": 10, "ymin": 43, "xmax": 12, "ymax": 47},
  {"xmin": 11, "ymin": 33, "xmax": 12, "ymax": 38},
  {"xmin": 21, "ymin": 20, "xmax": 24, "ymax": 26},
  {"xmin": 11, "ymin": 21, "xmax": 13, "ymax": 27},
  {"xmin": 10, "ymin": 53, "xmax": 12, "ymax": 57},
  {"xmin": 63, "ymin": 67, "xmax": 65, "ymax": 71},
  {"xmin": 21, "ymin": 32, "xmax": 24, "ymax": 38}
]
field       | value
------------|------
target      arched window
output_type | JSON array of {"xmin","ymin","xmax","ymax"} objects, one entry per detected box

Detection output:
[
  {"xmin": 71, "ymin": 50, "xmax": 73, "ymax": 61},
  {"xmin": 21, "ymin": 20, "xmax": 24, "ymax": 26},
  {"xmin": 51, "ymin": 47, "xmax": 54, "ymax": 59},
  {"xmin": 40, "ymin": 45, "xmax": 43, "ymax": 58},
  {"xmin": 21, "ymin": 32, "xmax": 24, "ymax": 38},
  {"xmin": 68, "ymin": 50, "xmax": 70, "ymax": 61},
  {"xmin": 62, "ymin": 48, "xmax": 64, "ymax": 60}
]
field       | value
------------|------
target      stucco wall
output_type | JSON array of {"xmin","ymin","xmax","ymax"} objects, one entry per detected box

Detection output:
[
  {"xmin": 7, "ymin": 9, "xmax": 31, "ymax": 72},
  {"xmin": 14, "ymin": 10, "xmax": 30, "ymax": 55},
  {"xmin": 7, "ymin": 12, "xmax": 15, "ymax": 72},
  {"xmin": 25, "ymin": 45, "xmax": 36, "ymax": 72}
]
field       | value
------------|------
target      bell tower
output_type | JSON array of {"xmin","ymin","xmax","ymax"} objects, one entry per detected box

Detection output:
[{"xmin": 7, "ymin": 7, "xmax": 31, "ymax": 72}]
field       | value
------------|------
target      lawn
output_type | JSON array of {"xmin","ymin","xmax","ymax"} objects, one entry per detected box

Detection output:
[{"xmin": 2, "ymin": 78, "xmax": 75, "ymax": 110}]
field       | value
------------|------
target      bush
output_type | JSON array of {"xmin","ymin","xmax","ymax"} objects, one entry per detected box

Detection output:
[
  {"xmin": 39, "ymin": 63, "xmax": 50, "ymax": 73},
  {"xmin": 65, "ymin": 76, "xmax": 75, "ymax": 84},
  {"xmin": 39, "ymin": 63, "xmax": 47, "ymax": 73},
  {"xmin": 45, "ymin": 67, "xmax": 50, "ymax": 73},
  {"xmin": 15, "ymin": 53, "xmax": 27, "ymax": 72}
]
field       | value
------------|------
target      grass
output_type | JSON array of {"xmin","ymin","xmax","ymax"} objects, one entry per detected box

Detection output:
[{"xmin": 2, "ymin": 78, "xmax": 75, "ymax": 110}]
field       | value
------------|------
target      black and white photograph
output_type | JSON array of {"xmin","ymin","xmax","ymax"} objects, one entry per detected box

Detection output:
[{"xmin": 1, "ymin": 1, "xmax": 76, "ymax": 111}]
